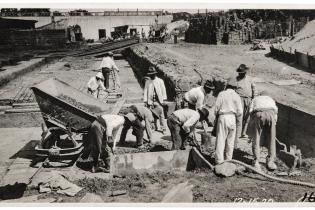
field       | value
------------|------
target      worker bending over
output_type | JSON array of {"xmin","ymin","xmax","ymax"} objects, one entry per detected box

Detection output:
[
  {"xmin": 143, "ymin": 66, "xmax": 167, "ymax": 134},
  {"xmin": 214, "ymin": 80, "xmax": 243, "ymax": 164},
  {"xmin": 184, "ymin": 79, "xmax": 215, "ymax": 110},
  {"xmin": 85, "ymin": 114, "xmax": 125, "ymax": 173},
  {"xmin": 235, "ymin": 64, "xmax": 256, "ymax": 138},
  {"xmin": 248, "ymin": 91, "xmax": 278, "ymax": 171},
  {"xmin": 98, "ymin": 51, "xmax": 121, "ymax": 90},
  {"xmin": 87, "ymin": 72, "xmax": 107, "ymax": 98},
  {"xmin": 119, "ymin": 105, "xmax": 160, "ymax": 147},
  {"xmin": 167, "ymin": 108, "xmax": 209, "ymax": 150}
]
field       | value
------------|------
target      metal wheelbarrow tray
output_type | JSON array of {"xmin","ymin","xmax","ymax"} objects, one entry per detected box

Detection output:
[
  {"xmin": 31, "ymin": 78, "xmax": 114, "ymax": 131},
  {"xmin": 31, "ymin": 78, "xmax": 116, "ymax": 160}
]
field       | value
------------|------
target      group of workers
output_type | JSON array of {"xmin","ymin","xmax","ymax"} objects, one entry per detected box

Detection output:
[{"xmin": 83, "ymin": 54, "xmax": 278, "ymax": 174}]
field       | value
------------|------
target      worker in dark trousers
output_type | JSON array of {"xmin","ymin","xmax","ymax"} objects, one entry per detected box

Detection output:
[
  {"xmin": 248, "ymin": 91, "xmax": 278, "ymax": 171},
  {"xmin": 119, "ymin": 113, "xmax": 144, "ymax": 147},
  {"xmin": 167, "ymin": 107, "xmax": 209, "ymax": 150},
  {"xmin": 84, "ymin": 114, "xmax": 125, "ymax": 173},
  {"xmin": 119, "ymin": 106, "xmax": 160, "ymax": 147},
  {"xmin": 235, "ymin": 64, "xmax": 256, "ymax": 139},
  {"xmin": 98, "ymin": 51, "xmax": 120, "ymax": 90}
]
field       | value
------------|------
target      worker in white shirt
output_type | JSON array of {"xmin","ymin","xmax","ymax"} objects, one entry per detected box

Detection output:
[
  {"xmin": 167, "ymin": 107, "xmax": 209, "ymax": 150},
  {"xmin": 184, "ymin": 79, "xmax": 215, "ymax": 110},
  {"xmin": 213, "ymin": 79, "xmax": 243, "ymax": 164},
  {"xmin": 85, "ymin": 114, "xmax": 125, "ymax": 173},
  {"xmin": 98, "ymin": 51, "xmax": 121, "ymax": 90},
  {"xmin": 143, "ymin": 66, "xmax": 167, "ymax": 134},
  {"xmin": 248, "ymin": 91, "xmax": 278, "ymax": 171},
  {"xmin": 87, "ymin": 72, "xmax": 107, "ymax": 98}
]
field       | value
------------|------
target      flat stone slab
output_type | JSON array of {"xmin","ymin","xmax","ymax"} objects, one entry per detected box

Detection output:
[
  {"xmin": 110, "ymin": 150, "xmax": 190, "ymax": 175},
  {"xmin": 80, "ymin": 193, "xmax": 104, "ymax": 203}
]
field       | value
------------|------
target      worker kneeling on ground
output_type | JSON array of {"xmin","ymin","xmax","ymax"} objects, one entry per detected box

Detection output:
[
  {"xmin": 213, "ymin": 79, "xmax": 243, "ymax": 164},
  {"xmin": 119, "ymin": 105, "xmax": 160, "ymax": 147},
  {"xmin": 248, "ymin": 91, "xmax": 278, "ymax": 171},
  {"xmin": 167, "ymin": 107, "xmax": 209, "ymax": 150},
  {"xmin": 84, "ymin": 114, "xmax": 125, "ymax": 173},
  {"xmin": 87, "ymin": 72, "xmax": 107, "ymax": 98},
  {"xmin": 184, "ymin": 79, "xmax": 215, "ymax": 110}
]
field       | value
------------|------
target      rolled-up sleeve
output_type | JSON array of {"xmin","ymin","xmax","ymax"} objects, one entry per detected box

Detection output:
[
  {"xmin": 195, "ymin": 91, "xmax": 204, "ymax": 109},
  {"xmin": 182, "ymin": 112, "xmax": 200, "ymax": 133}
]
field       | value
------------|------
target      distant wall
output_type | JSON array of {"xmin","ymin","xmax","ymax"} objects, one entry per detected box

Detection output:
[
  {"xmin": 0, "ymin": 29, "xmax": 67, "ymax": 47},
  {"xmin": 270, "ymin": 46, "xmax": 315, "ymax": 73},
  {"xmin": 4, "ymin": 15, "xmax": 173, "ymax": 40}
]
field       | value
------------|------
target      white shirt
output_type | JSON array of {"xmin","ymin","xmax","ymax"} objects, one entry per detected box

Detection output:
[
  {"xmin": 87, "ymin": 76, "xmax": 106, "ymax": 92},
  {"xmin": 100, "ymin": 114, "xmax": 125, "ymax": 151},
  {"xmin": 173, "ymin": 109, "xmax": 200, "ymax": 133},
  {"xmin": 98, "ymin": 57, "xmax": 119, "ymax": 71},
  {"xmin": 143, "ymin": 77, "xmax": 167, "ymax": 105},
  {"xmin": 184, "ymin": 86, "xmax": 206, "ymax": 109},
  {"xmin": 249, "ymin": 95, "xmax": 278, "ymax": 121},
  {"xmin": 214, "ymin": 89, "xmax": 243, "ymax": 117}
]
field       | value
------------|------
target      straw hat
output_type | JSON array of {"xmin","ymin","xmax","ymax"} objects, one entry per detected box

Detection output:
[
  {"xmin": 147, "ymin": 66, "xmax": 158, "ymax": 75},
  {"xmin": 96, "ymin": 72, "xmax": 104, "ymax": 80}
]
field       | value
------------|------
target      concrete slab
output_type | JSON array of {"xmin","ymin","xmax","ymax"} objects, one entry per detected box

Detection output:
[
  {"xmin": 0, "ymin": 58, "xmax": 45, "ymax": 88},
  {"xmin": 80, "ymin": 193, "xmax": 104, "ymax": 203},
  {"xmin": 111, "ymin": 149, "xmax": 190, "ymax": 175}
]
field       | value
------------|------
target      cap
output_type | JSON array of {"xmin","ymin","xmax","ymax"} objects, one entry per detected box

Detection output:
[
  {"xmin": 125, "ymin": 113, "xmax": 137, "ymax": 123},
  {"xmin": 236, "ymin": 64, "xmax": 249, "ymax": 73},
  {"xmin": 96, "ymin": 72, "xmax": 104, "ymax": 80},
  {"xmin": 226, "ymin": 78, "xmax": 238, "ymax": 89},
  {"xmin": 147, "ymin": 66, "xmax": 158, "ymax": 75}
]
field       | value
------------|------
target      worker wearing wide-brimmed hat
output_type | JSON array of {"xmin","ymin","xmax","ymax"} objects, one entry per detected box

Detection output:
[
  {"xmin": 235, "ymin": 64, "xmax": 257, "ymax": 139},
  {"xmin": 184, "ymin": 79, "xmax": 215, "ymax": 110},
  {"xmin": 248, "ymin": 91, "xmax": 278, "ymax": 171},
  {"xmin": 167, "ymin": 107, "xmax": 210, "ymax": 150},
  {"xmin": 213, "ymin": 79, "xmax": 243, "ymax": 164},
  {"xmin": 119, "ymin": 105, "xmax": 160, "ymax": 147},
  {"xmin": 98, "ymin": 51, "xmax": 121, "ymax": 90},
  {"xmin": 87, "ymin": 72, "xmax": 107, "ymax": 98},
  {"xmin": 143, "ymin": 65, "xmax": 167, "ymax": 134}
]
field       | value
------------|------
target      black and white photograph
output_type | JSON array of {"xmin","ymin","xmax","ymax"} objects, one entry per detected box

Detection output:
[{"xmin": 0, "ymin": 0, "xmax": 314, "ymax": 206}]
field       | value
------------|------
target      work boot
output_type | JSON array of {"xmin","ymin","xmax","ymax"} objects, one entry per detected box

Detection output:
[
  {"xmin": 253, "ymin": 160, "xmax": 262, "ymax": 172},
  {"xmin": 266, "ymin": 157, "xmax": 277, "ymax": 171},
  {"xmin": 91, "ymin": 166, "xmax": 109, "ymax": 173}
]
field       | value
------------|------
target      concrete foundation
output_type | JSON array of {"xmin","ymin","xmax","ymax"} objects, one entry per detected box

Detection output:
[{"xmin": 110, "ymin": 150, "xmax": 190, "ymax": 176}]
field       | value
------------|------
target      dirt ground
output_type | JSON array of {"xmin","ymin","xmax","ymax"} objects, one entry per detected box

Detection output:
[
  {"xmin": 1, "ymin": 45, "xmax": 315, "ymax": 204},
  {"xmin": 132, "ymin": 43, "xmax": 315, "ymax": 113}
]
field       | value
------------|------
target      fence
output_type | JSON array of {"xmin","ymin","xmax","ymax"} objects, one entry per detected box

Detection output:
[{"xmin": 270, "ymin": 46, "xmax": 315, "ymax": 73}]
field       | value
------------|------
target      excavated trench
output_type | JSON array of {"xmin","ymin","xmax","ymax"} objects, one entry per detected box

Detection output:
[{"xmin": 122, "ymin": 46, "xmax": 315, "ymax": 158}]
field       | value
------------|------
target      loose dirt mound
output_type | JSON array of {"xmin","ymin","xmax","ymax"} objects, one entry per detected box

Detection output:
[{"xmin": 281, "ymin": 20, "xmax": 315, "ymax": 55}]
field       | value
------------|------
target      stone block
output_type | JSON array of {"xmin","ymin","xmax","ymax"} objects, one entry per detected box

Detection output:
[
  {"xmin": 214, "ymin": 162, "xmax": 237, "ymax": 177},
  {"xmin": 110, "ymin": 150, "xmax": 190, "ymax": 176}
]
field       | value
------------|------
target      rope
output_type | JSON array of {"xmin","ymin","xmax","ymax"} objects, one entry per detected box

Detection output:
[{"xmin": 225, "ymin": 159, "xmax": 315, "ymax": 188}]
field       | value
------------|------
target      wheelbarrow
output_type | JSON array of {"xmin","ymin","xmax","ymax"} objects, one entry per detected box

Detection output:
[{"xmin": 31, "ymin": 78, "xmax": 116, "ymax": 166}]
